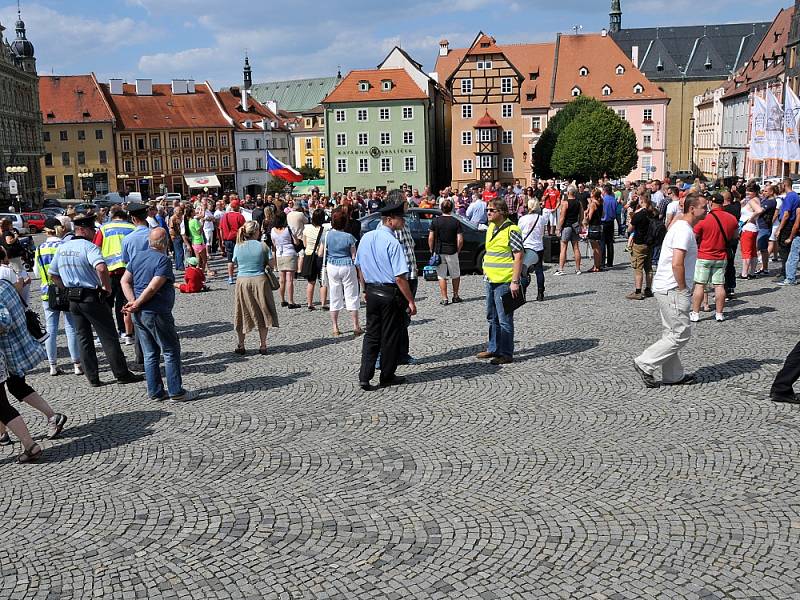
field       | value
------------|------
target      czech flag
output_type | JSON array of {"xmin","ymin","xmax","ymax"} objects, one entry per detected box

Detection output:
[{"xmin": 266, "ymin": 151, "xmax": 303, "ymax": 183}]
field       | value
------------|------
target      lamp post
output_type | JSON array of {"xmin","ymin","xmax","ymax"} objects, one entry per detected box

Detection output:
[{"xmin": 5, "ymin": 165, "xmax": 28, "ymax": 212}]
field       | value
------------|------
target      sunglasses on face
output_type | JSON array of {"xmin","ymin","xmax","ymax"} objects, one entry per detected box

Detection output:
[{"xmin": 487, "ymin": 208, "xmax": 498, "ymax": 213}]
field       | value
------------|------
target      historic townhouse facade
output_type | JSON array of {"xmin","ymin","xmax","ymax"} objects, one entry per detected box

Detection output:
[
  {"xmin": 692, "ymin": 86, "xmax": 725, "ymax": 180},
  {"xmin": 39, "ymin": 74, "xmax": 117, "ymax": 199},
  {"xmin": 293, "ymin": 106, "xmax": 326, "ymax": 178},
  {"xmin": 0, "ymin": 10, "xmax": 43, "ymax": 209}
]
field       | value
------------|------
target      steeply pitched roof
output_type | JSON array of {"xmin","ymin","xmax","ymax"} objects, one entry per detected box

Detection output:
[
  {"xmin": 39, "ymin": 73, "xmax": 115, "ymax": 124},
  {"xmin": 215, "ymin": 87, "xmax": 288, "ymax": 131},
  {"xmin": 250, "ymin": 76, "xmax": 340, "ymax": 113},
  {"xmin": 322, "ymin": 69, "xmax": 428, "ymax": 104},
  {"xmin": 722, "ymin": 8, "xmax": 794, "ymax": 100},
  {"xmin": 611, "ymin": 22, "xmax": 771, "ymax": 81},
  {"xmin": 102, "ymin": 82, "xmax": 231, "ymax": 130}
]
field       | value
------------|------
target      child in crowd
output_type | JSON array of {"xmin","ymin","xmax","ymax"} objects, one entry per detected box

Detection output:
[{"xmin": 174, "ymin": 257, "xmax": 208, "ymax": 293}]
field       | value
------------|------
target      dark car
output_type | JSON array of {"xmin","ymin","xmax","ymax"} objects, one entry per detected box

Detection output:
[
  {"xmin": 41, "ymin": 207, "xmax": 66, "ymax": 217},
  {"xmin": 360, "ymin": 208, "xmax": 486, "ymax": 273},
  {"xmin": 42, "ymin": 199, "xmax": 62, "ymax": 209},
  {"xmin": 22, "ymin": 212, "xmax": 46, "ymax": 233}
]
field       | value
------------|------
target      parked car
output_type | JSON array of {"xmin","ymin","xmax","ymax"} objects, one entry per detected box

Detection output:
[
  {"xmin": 156, "ymin": 193, "xmax": 182, "ymax": 203},
  {"xmin": 42, "ymin": 198, "xmax": 63, "ymax": 208},
  {"xmin": 74, "ymin": 203, "xmax": 97, "ymax": 213},
  {"xmin": 360, "ymin": 208, "xmax": 486, "ymax": 273},
  {"xmin": 0, "ymin": 213, "xmax": 30, "ymax": 235},
  {"xmin": 41, "ymin": 207, "xmax": 66, "ymax": 217},
  {"xmin": 22, "ymin": 212, "xmax": 45, "ymax": 233},
  {"xmin": 95, "ymin": 192, "xmax": 143, "ymax": 204}
]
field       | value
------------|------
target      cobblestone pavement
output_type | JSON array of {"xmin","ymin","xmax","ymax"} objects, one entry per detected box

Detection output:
[{"xmin": 2, "ymin": 242, "xmax": 800, "ymax": 599}]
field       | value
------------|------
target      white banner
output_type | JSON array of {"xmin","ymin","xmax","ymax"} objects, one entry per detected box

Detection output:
[
  {"xmin": 750, "ymin": 95, "xmax": 767, "ymax": 160},
  {"xmin": 764, "ymin": 90, "xmax": 785, "ymax": 160},
  {"xmin": 784, "ymin": 86, "xmax": 800, "ymax": 162}
]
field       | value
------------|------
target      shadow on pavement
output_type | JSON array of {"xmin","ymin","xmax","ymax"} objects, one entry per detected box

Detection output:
[
  {"xmin": 695, "ymin": 358, "xmax": 783, "ymax": 384},
  {"xmin": 725, "ymin": 306, "xmax": 778, "ymax": 319},
  {"xmin": 731, "ymin": 286, "xmax": 780, "ymax": 299},
  {"xmin": 176, "ymin": 321, "xmax": 232, "ymax": 340},
  {"xmin": 194, "ymin": 371, "xmax": 311, "ymax": 399},
  {"xmin": 543, "ymin": 290, "xmax": 598, "ymax": 302}
]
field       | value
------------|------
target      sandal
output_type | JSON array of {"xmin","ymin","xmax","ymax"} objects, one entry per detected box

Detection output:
[
  {"xmin": 18, "ymin": 443, "xmax": 42, "ymax": 464},
  {"xmin": 332, "ymin": 330, "xmax": 342, "ymax": 337},
  {"xmin": 353, "ymin": 329, "xmax": 364, "ymax": 337},
  {"xmin": 258, "ymin": 347, "xmax": 268, "ymax": 355},
  {"xmin": 234, "ymin": 346, "xmax": 246, "ymax": 355}
]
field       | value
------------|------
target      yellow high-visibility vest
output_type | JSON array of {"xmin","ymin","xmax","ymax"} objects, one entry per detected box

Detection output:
[
  {"xmin": 483, "ymin": 220, "xmax": 520, "ymax": 283},
  {"xmin": 100, "ymin": 221, "xmax": 136, "ymax": 271}
]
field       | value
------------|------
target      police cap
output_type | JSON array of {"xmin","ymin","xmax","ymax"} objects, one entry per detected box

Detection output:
[
  {"xmin": 72, "ymin": 213, "xmax": 97, "ymax": 228},
  {"xmin": 378, "ymin": 202, "xmax": 406, "ymax": 217},
  {"xmin": 44, "ymin": 217, "xmax": 61, "ymax": 231},
  {"xmin": 127, "ymin": 202, "xmax": 148, "ymax": 218}
]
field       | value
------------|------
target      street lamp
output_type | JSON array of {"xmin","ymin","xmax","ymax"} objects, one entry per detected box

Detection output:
[{"xmin": 5, "ymin": 165, "xmax": 28, "ymax": 211}]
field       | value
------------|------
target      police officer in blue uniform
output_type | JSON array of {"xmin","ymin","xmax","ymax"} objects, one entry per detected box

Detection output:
[
  {"xmin": 355, "ymin": 202, "xmax": 418, "ymax": 390},
  {"xmin": 48, "ymin": 213, "xmax": 144, "ymax": 387}
]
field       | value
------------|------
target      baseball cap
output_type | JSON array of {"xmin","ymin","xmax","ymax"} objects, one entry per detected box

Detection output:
[{"xmin": 186, "ymin": 257, "xmax": 199, "ymax": 267}]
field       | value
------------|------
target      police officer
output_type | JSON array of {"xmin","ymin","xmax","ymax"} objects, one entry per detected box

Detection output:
[
  {"xmin": 48, "ymin": 213, "xmax": 143, "ymax": 387},
  {"xmin": 94, "ymin": 209, "xmax": 136, "ymax": 343},
  {"xmin": 121, "ymin": 203, "xmax": 152, "ymax": 265},
  {"xmin": 355, "ymin": 202, "xmax": 417, "ymax": 391}
]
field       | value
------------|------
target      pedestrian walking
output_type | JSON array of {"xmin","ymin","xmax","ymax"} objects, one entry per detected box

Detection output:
[
  {"xmin": 634, "ymin": 193, "xmax": 707, "ymax": 387},
  {"xmin": 429, "ymin": 199, "xmax": 464, "ymax": 305}
]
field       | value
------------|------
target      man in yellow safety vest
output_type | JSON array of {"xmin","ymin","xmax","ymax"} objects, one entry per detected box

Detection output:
[
  {"xmin": 94, "ymin": 209, "xmax": 136, "ymax": 344},
  {"xmin": 476, "ymin": 198, "xmax": 524, "ymax": 365}
]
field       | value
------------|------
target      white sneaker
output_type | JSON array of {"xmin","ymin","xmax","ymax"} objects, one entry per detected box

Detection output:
[
  {"xmin": 122, "ymin": 334, "xmax": 134, "ymax": 346},
  {"xmin": 553, "ymin": 270, "xmax": 564, "ymax": 276},
  {"xmin": 575, "ymin": 269, "xmax": 582, "ymax": 275},
  {"xmin": 73, "ymin": 363, "xmax": 84, "ymax": 376},
  {"xmin": 49, "ymin": 364, "xmax": 61, "ymax": 376},
  {"xmin": 689, "ymin": 311, "xmax": 700, "ymax": 322},
  {"xmin": 715, "ymin": 313, "xmax": 725, "ymax": 322}
]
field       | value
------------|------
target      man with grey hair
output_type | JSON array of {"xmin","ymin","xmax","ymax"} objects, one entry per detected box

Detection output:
[{"xmin": 122, "ymin": 228, "xmax": 191, "ymax": 402}]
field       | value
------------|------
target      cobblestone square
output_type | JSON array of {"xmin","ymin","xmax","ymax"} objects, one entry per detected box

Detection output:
[{"xmin": 2, "ymin": 246, "xmax": 799, "ymax": 599}]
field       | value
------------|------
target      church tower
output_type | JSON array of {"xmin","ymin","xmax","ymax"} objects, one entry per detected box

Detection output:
[
  {"xmin": 609, "ymin": 0, "xmax": 622, "ymax": 34},
  {"xmin": 10, "ymin": 3, "xmax": 35, "ymax": 74}
]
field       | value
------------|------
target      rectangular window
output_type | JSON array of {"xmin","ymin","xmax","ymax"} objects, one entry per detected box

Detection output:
[
  {"xmin": 643, "ymin": 108, "xmax": 653, "ymax": 121},
  {"xmin": 77, "ymin": 130, "xmax": 86, "ymax": 141},
  {"xmin": 60, "ymin": 130, "xmax": 68, "ymax": 141},
  {"xmin": 139, "ymin": 159, "xmax": 147, "ymax": 171},
  {"xmin": 642, "ymin": 134, "xmax": 652, "ymax": 147},
  {"xmin": 320, "ymin": 156, "xmax": 325, "ymax": 169},
  {"xmin": 616, "ymin": 109, "xmax": 626, "ymax": 119},
  {"xmin": 502, "ymin": 157, "xmax": 513, "ymax": 172},
  {"xmin": 153, "ymin": 158, "xmax": 161, "ymax": 171},
  {"xmin": 99, "ymin": 150, "xmax": 107, "ymax": 164},
  {"xmin": 462, "ymin": 159, "xmax": 473, "ymax": 173},
  {"xmin": 196, "ymin": 156, "xmax": 204, "ymax": 169},
  {"xmin": 209, "ymin": 155, "xmax": 217, "ymax": 168},
  {"xmin": 502, "ymin": 104, "xmax": 513, "ymax": 118},
  {"xmin": 319, "ymin": 137, "xmax": 325, "ymax": 149},
  {"xmin": 337, "ymin": 158, "xmax": 347, "ymax": 173},
  {"xmin": 404, "ymin": 156, "xmax": 416, "ymax": 172},
  {"xmin": 242, "ymin": 158, "xmax": 249, "ymax": 170},
  {"xmin": 43, "ymin": 131, "xmax": 50, "ymax": 142},
  {"xmin": 61, "ymin": 152, "xmax": 70, "ymax": 166},
  {"xmin": 124, "ymin": 160, "xmax": 133, "ymax": 172},
  {"xmin": 380, "ymin": 157, "xmax": 392, "ymax": 172},
  {"xmin": 641, "ymin": 156, "xmax": 652, "ymax": 170},
  {"xmin": 319, "ymin": 117, "xmax": 325, "ymax": 126},
  {"xmin": 336, "ymin": 133, "xmax": 347, "ymax": 147},
  {"xmin": 531, "ymin": 117, "xmax": 541, "ymax": 131},
  {"xmin": 359, "ymin": 157, "xmax": 369, "ymax": 173},
  {"xmin": 357, "ymin": 108, "xmax": 368, "ymax": 121},
  {"xmin": 44, "ymin": 153, "xmax": 52, "ymax": 167},
  {"xmin": 222, "ymin": 155, "xmax": 230, "ymax": 167},
  {"xmin": 461, "ymin": 79, "xmax": 473, "ymax": 95},
  {"xmin": 502, "ymin": 130, "xmax": 513, "ymax": 144},
  {"xmin": 480, "ymin": 155, "xmax": 496, "ymax": 169},
  {"xmin": 403, "ymin": 131, "xmax": 414, "ymax": 145},
  {"xmin": 462, "ymin": 104, "xmax": 473, "ymax": 119},
  {"xmin": 479, "ymin": 128, "xmax": 495, "ymax": 142},
  {"xmin": 402, "ymin": 106, "xmax": 413, "ymax": 120},
  {"xmin": 170, "ymin": 136, "xmax": 179, "ymax": 149},
  {"xmin": 501, "ymin": 77, "xmax": 513, "ymax": 94},
  {"xmin": 122, "ymin": 138, "xmax": 131, "ymax": 151},
  {"xmin": 137, "ymin": 138, "xmax": 145, "ymax": 150},
  {"xmin": 305, "ymin": 138, "xmax": 312, "ymax": 150},
  {"xmin": 462, "ymin": 131, "xmax": 472, "ymax": 145},
  {"xmin": 151, "ymin": 136, "xmax": 161, "ymax": 149},
  {"xmin": 306, "ymin": 157, "xmax": 313, "ymax": 168},
  {"xmin": 208, "ymin": 136, "xmax": 216, "ymax": 147},
  {"xmin": 172, "ymin": 157, "xmax": 180, "ymax": 170},
  {"xmin": 379, "ymin": 108, "xmax": 390, "ymax": 120},
  {"xmin": 46, "ymin": 176, "xmax": 56, "ymax": 189},
  {"xmin": 185, "ymin": 157, "xmax": 192, "ymax": 169},
  {"xmin": 77, "ymin": 151, "xmax": 85, "ymax": 165},
  {"xmin": 255, "ymin": 139, "xmax": 261, "ymax": 150},
  {"xmin": 183, "ymin": 136, "xmax": 190, "ymax": 148},
  {"xmin": 195, "ymin": 136, "xmax": 203, "ymax": 147},
  {"xmin": 305, "ymin": 118, "xmax": 312, "ymax": 128},
  {"xmin": 380, "ymin": 132, "xmax": 391, "ymax": 145},
  {"xmin": 358, "ymin": 132, "xmax": 368, "ymax": 146},
  {"xmin": 241, "ymin": 138, "xmax": 248, "ymax": 150},
  {"xmin": 220, "ymin": 135, "xmax": 228, "ymax": 146},
  {"xmin": 335, "ymin": 109, "xmax": 346, "ymax": 122}
]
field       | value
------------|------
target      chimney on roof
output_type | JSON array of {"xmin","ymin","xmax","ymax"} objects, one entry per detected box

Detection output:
[
  {"xmin": 187, "ymin": 79, "xmax": 195, "ymax": 93},
  {"xmin": 135, "ymin": 78, "xmax": 152, "ymax": 96},
  {"xmin": 266, "ymin": 100, "xmax": 277, "ymax": 114},
  {"xmin": 439, "ymin": 39, "xmax": 449, "ymax": 57},
  {"xmin": 172, "ymin": 79, "xmax": 188, "ymax": 94},
  {"xmin": 631, "ymin": 45, "xmax": 639, "ymax": 68},
  {"xmin": 109, "ymin": 78, "xmax": 124, "ymax": 95}
]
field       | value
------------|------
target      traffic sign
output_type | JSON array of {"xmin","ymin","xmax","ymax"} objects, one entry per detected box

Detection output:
[
  {"xmin": 649, "ymin": 166, "xmax": 657, "ymax": 172},
  {"xmin": 8, "ymin": 179, "xmax": 17, "ymax": 195}
]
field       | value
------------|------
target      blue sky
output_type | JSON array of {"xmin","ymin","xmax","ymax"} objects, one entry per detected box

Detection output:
[{"xmin": 0, "ymin": 0, "xmax": 789, "ymax": 89}]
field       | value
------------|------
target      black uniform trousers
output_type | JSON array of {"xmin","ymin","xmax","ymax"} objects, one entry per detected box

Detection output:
[
  {"xmin": 359, "ymin": 284, "xmax": 408, "ymax": 385},
  {"xmin": 772, "ymin": 338, "xmax": 800, "ymax": 398},
  {"xmin": 601, "ymin": 221, "xmax": 615, "ymax": 267},
  {"xmin": 69, "ymin": 291, "xmax": 133, "ymax": 383}
]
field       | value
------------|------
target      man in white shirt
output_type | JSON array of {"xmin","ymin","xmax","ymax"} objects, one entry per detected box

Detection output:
[
  {"xmin": 664, "ymin": 186, "xmax": 682, "ymax": 229},
  {"xmin": 650, "ymin": 180, "xmax": 666, "ymax": 214},
  {"xmin": 634, "ymin": 192, "xmax": 708, "ymax": 388}
]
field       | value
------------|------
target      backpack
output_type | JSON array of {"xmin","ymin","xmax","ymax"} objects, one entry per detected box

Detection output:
[{"xmin": 645, "ymin": 216, "xmax": 667, "ymax": 247}]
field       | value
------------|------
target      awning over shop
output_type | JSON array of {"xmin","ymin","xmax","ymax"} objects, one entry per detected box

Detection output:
[
  {"xmin": 291, "ymin": 179, "xmax": 326, "ymax": 195},
  {"xmin": 184, "ymin": 174, "xmax": 221, "ymax": 189}
]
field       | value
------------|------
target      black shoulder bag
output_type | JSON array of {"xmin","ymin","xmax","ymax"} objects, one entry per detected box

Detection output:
[
  {"xmin": 709, "ymin": 211, "xmax": 735, "ymax": 261},
  {"xmin": 300, "ymin": 226, "xmax": 324, "ymax": 280}
]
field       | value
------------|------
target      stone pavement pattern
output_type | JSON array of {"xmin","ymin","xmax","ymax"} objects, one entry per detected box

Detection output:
[{"xmin": 2, "ymin": 245, "xmax": 800, "ymax": 599}]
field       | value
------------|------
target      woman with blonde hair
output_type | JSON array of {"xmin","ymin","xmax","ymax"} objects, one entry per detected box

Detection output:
[{"xmin": 232, "ymin": 220, "xmax": 279, "ymax": 355}]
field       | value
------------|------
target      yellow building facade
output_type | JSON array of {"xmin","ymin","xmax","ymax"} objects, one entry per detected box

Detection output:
[{"xmin": 292, "ymin": 108, "xmax": 326, "ymax": 178}]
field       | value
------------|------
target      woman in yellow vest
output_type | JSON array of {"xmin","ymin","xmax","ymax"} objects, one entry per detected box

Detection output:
[{"xmin": 476, "ymin": 199, "xmax": 524, "ymax": 365}]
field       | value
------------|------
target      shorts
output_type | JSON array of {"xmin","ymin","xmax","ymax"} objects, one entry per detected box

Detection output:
[
  {"xmin": 770, "ymin": 221, "xmax": 780, "ymax": 242},
  {"xmin": 224, "ymin": 240, "xmax": 236, "ymax": 262},
  {"xmin": 740, "ymin": 230, "xmax": 757, "ymax": 259},
  {"xmin": 542, "ymin": 208, "xmax": 557, "ymax": 227},
  {"xmin": 436, "ymin": 253, "xmax": 461, "ymax": 280},
  {"xmin": 560, "ymin": 224, "xmax": 580, "ymax": 243},
  {"xmin": 756, "ymin": 228, "xmax": 771, "ymax": 252},
  {"xmin": 630, "ymin": 243, "xmax": 652, "ymax": 272},
  {"xmin": 694, "ymin": 258, "xmax": 727, "ymax": 286},
  {"xmin": 276, "ymin": 254, "xmax": 298, "ymax": 272},
  {"xmin": 203, "ymin": 228, "xmax": 214, "ymax": 246},
  {"xmin": 192, "ymin": 243, "xmax": 206, "ymax": 255}
]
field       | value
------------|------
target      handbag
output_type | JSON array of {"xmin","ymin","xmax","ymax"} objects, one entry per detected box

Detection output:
[
  {"xmin": 300, "ymin": 226, "xmax": 324, "ymax": 280},
  {"xmin": 521, "ymin": 215, "xmax": 541, "ymax": 268},
  {"xmin": 25, "ymin": 309, "xmax": 48, "ymax": 343},
  {"xmin": 37, "ymin": 251, "xmax": 70, "ymax": 311},
  {"xmin": 289, "ymin": 228, "xmax": 305, "ymax": 253},
  {"xmin": 588, "ymin": 224, "xmax": 602, "ymax": 240},
  {"xmin": 261, "ymin": 243, "xmax": 280, "ymax": 291}
]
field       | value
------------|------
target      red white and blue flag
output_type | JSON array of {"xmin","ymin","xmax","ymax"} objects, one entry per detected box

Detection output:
[{"xmin": 266, "ymin": 151, "xmax": 302, "ymax": 183}]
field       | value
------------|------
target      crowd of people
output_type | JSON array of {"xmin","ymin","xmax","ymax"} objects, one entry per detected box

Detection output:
[{"xmin": 0, "ymin": 172, "xmax": 799, "ymax": 464}]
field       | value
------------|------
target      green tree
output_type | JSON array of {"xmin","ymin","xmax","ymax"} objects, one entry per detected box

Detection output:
[
  {"xmin": 550, "ymin": 104, "xmax": 638, "ymax": 182},
  {"xmin": 299, "ymin": 164, "xmax": 321, "ymax": 180},
  {"xmin": 266, "ymin": 176, "xmax": 290, "ymax": 195},
  {"xmin": 533, "ymin": 96, "xmax": 604, "ymax": 178}
]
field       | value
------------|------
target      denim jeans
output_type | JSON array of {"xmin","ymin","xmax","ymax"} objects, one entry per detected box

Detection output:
[
  {"xmin": 133, "ymin": 311, "xmax": 184, "ymax": 399},
  {"xmin": 42, "ymin": 300, "xmax": 80, "ymax": 365},
  {"xmin": 785, "ymin": 236, "xmax": 800, "ymax": 283},
  {"xmin": 173, "ymin": 238, "xmax": 185, "ymax": 270},
  {"xmin": 485, "ymin": 280, "xmax": 514, "ymax": 358}
]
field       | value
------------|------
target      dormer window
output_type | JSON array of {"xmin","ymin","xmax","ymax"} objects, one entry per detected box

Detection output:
[
  {"xmin": 358, "ymin": 80, "xmax": 370, "ymax": 92},
  {"xmin": 571, "ymin": 86, "xmax": 582, "ymax": 97},
  {"xmin": 476, "ymin": 60, "xmax": 493, "ymax": 70},
  {"xmin": 579, "ymin": 67, "xmax": 589, "ymax": 77},
  {"xmin": 602, "ymin": 85, "xmax": 612, "ymax": 96},
  {"xmin": 481, "ymin": 42, "xmax": 490, "ymax": 48},
  {"xmin": 633, "ymin": 83, "xmax": 644, "ymax": 94},
  {"xmin": 381, "ymin": 80, "xmax": 393, "ymax": 91},
  {"xmin": 615, "ymin": 65, "xmax": 625, "ymax": 75}
]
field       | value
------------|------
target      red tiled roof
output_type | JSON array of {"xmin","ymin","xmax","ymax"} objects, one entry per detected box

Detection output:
[
  {"xmin": 722, "ymin": 7, "xmax": 793, "ymax": 99},
  {"xmin": 467, "ymin": 33, "xmax": 502, "ymax": 56},
  {"xmin": 216, "ymin": 87, "xmax": 288, "ymax": 131},
  {"xmin": 475, "ymin": 111, "xmax": 499, "ymax": 127},
  {"xmin": 39, "ymin": 74, "xmax": 115, "ymax": 124},
  {"xmin": 103, "ymin": 81, "xmax": 232, "ymax": 130},
  {"xmin": 322, "ymin": 69, "xmax": 427, "ymax": 103}
]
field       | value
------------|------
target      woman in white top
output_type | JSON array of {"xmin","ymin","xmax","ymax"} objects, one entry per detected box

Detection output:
[
  {"xmin": 202, "ymin": 199, "xmax": 216, "ymax": 253},
  {"xmin": 517, "ymin": 198, "xmax": 546, "ymax": 301},
  {"xmin": 270, "ymin": 211, "xmax": 300, "ymax": 309},
  {"xmin": 739, "ymin": 186, "xmax": 763, "ymax": 279}
]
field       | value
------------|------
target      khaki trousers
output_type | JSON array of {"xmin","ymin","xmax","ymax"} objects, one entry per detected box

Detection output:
[{"xmin": 635, "ymin": 288, "xmax": 693, "ymax": 384}]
